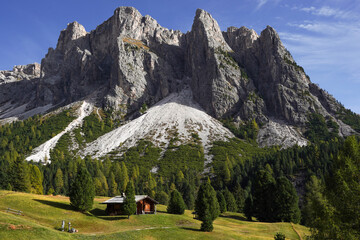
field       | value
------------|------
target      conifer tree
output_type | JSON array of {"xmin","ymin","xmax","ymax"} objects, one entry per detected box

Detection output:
[
  {"xmin": 108, "ymin": 172, "xmax": 118, "ymax": 196},
  {"xmin": 217, "ymin": 191, "xmax": 227, "ymax": 213},
  {"xmin": 120, "ymin": 162, "xmax": 129, "ymax": 193},
  {"xmin": 30, "ymin": 165, "xmax": 43, "ymax": 194},
  {"xmin": 123, "ymin": 180, "xmax": 136, "ymax": 219},
  {"xmin": 181, "ymin": 181, "xmax": 195, "ymax": 210},
  {"xmin": 11, "ymin": 157, "xmax": 31, "ymax": 193},
  {"xmin": 234, "ymin": 183, "xmax": 246, "ymax": 212},
  {"xmin": 69, "ymin": 167, "xmax": 95, "ymax": 212},
  {"xmin": 54, "ymin": 168, "xmax": 64, "ymax": 195},
  {"xmin": 273, "ymin": 177, "xmax": 301, "ymax": 223},
  {"xmin": 253, "ymin": 169, "xmax": 276, "ymax": 222},
  {"xmin": 244, "ymin": 195, "xmax": 253, "ymax": 221},
  {"xmin": 195, "ymin": 179, "xmax": 220, "ymax": 232},
  {"xmin": 223, "ymin": 188, "xmax": 237, "ymax": 212},
  {"xmin": 167, "ymin": 189, "xmax": 186, "ymax": 214},
  {"xmin": 309, "ymin": 136, "xmax": 360, "ymax": 239}
]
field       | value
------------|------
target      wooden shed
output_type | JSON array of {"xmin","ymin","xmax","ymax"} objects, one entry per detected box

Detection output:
[{"xmin": 101, "ymin": 195, "xmax": 158, "ymax": 216}]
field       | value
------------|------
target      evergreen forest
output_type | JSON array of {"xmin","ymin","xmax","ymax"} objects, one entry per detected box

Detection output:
[{"xmin": 0, "ymin": 109, "xmax": 359, "ymax": 238}]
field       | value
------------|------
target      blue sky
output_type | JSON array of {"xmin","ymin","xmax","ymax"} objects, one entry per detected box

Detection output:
[{"xmin": 0, "ymin": 0, "xmax": 359, "ymax": 113}]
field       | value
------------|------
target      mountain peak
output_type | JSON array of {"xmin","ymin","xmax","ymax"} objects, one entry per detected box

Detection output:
[
  {"xmin": 56, "ymin": 21, "xmax": 87, "ymax": 53},
  {"xmin": 0, "ymin": 6, "xmax": 358, "ymax": 151}
]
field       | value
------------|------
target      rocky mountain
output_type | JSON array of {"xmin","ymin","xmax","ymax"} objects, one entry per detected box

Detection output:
[{"xmin": 0, "ymin": 6, "xmax": 358, "ymax": 162}]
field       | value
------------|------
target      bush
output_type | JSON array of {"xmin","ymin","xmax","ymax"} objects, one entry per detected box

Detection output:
[{"xmin": 274, "ymin": 232, "xmax": 286, "ymax": 240}]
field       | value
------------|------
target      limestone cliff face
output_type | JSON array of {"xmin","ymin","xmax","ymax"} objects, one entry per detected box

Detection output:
[
  {"xmin": 0, "ymin": 7, "xmax": 357, "ymax": 147},
  {"xmin": 186, "ymin": 9, "xmax": 250, "ymax": 118}
]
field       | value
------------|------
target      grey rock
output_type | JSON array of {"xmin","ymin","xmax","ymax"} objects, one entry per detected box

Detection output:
[
  {"xmin": 186, "ymin": 9, "xmax": 250, "ymax": 118},
  {"xmin": 0, "ymin": 7, "xmax": 358, "ymax": 149},
  {"xmin": 257, "ymin": 119, "xmax": 308, "ymax": 148}
]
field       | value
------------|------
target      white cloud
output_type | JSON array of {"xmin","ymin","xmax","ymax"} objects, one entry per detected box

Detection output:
[
  {"xmin": 300, "ymin": 6, "xmax": 356, "ymax": 19},
  {"xmin": 279, "ymin": 18, "xmax": 360, "ymax": 111},
  {"xmin": 256, "ymin": 0, "xmax": 269, "ymax": 10},
  {"xmin": 288, "ymin": 21, "xmax": 360, "ymax": 35}
]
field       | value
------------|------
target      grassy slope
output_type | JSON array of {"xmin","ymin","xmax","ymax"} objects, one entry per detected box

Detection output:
[{"xmin": 0, "ymin": 191, "xmax": 309, "ymax": 239}]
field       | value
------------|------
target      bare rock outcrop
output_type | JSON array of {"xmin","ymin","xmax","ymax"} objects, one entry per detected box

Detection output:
[{"xmin": 0, "ymin": 7, "xmax": 358, "ymax": 148}]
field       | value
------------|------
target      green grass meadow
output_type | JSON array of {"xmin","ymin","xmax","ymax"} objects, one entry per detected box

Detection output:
[{"xmin": 0, "ymin": 190, "xmax": 309, "ymax": 239}]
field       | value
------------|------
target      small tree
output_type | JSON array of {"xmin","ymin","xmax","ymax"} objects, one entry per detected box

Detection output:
[
  {"xmin": 195, "ymin": 179, "xmax": 220, "ymax": 232},
  {"xmin": 217, "ymin": 191, "xmax": 227, "ymax": 213},
  {"xmin": 69, "ymin": 167, "xmax": 95, "ymax": 212},
  {"xmin": 122, "ymin": 180, "xmax": 136, "ymax": 219},
  {"xmin": 167, "ymin": 189, "xmax": 186, "ymax": 214},
  {"xmin": 54, "ymin": 168, "xmax": 64, "ymax": 195},
  {"xmin": 223, "ymin": 188, "xmax": 237, "ymax": 212}
]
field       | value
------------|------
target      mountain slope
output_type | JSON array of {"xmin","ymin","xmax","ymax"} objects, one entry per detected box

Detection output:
[
  {"xmin": 0, "ymin": 6, "xmax": 359, "ymax": 158},
  {"xmin": 82, "ymin": 89, "xmax": 234, "ymax": 159}
]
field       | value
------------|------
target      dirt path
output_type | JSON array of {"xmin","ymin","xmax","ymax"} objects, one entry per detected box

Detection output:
[{"xmin": 291, "ymin": 222, "xmax": 303, "ymax": 240}]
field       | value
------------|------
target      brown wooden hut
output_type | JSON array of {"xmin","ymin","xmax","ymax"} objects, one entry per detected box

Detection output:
[{"xmin": 101, "ymin": 195, "xmax": 158, "ymax": 216}]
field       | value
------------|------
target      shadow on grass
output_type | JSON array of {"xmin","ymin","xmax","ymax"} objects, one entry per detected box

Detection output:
[
  {"xmin": 95, "ymin": 216, "xmax": 128, "ymax": 221},
  {"xmin": 220, "ymin": 214, "xmax": 248, "ymax": 221},
  {"xmin": 33, "ymin": 199, "xmax": 128, "ymax": 221},
  {"xmin": 89, "ymin": 208, "xmax": 128, "ymax": 221},
  {"xmin": 181, "ymin": 227, "xmax": 202, "ymax": 232},
  {"xmin": 33, "ymin": 199, "xmax": 73, "ymax": 211},
  {"xmin": 156, "ymin": 210, "xmax": 167, "ymax": 213},
  {"xmin": 89, "ymin": 208, "xmax": 105, "ymax": 216}
]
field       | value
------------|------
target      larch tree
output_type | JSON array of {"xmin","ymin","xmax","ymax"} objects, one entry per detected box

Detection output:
[{"xmin": 30, "ymin": 165, "xmax": 43, "ymax": 194}]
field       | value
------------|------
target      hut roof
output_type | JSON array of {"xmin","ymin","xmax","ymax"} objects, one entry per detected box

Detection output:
[{"xmin": 101, "ymin": 195, "xmax": 159, "ymax": 204}]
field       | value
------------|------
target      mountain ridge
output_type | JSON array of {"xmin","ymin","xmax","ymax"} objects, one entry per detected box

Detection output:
[{"xmin": 0, "ymin": 6, "xmax": 359, "ymax": 161}]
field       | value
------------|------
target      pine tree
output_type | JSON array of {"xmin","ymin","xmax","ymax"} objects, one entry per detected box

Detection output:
[
  {"xmin": 11, "ymin": 157, "xmax": 31, "ymax": 192},
  {"xmin": 69, "ymin": 167, "xmax": 95, "ymax": 212},
  {"xmin": 223, "ymin": 188, "xmax": 237, "ymax": 212},
  {"xmin": 234, "ymin": 183, "xmax": 246, "ymax": 213},
  {"xmin": 181, "ymin": 181, "xmax": 195, "ymax": 210},
  {"xmin": 253, "ymin": 169, "xmax": 276, "ymax": 222},
  {"xmin": 273, "ymin": 177, "xmax": 301, "ymax": 223},
  {"xmin": 123, "ymin": 180, "xmax": 136, "ymax": 219},
  {"xmin": 195, "ymin": 179, "xmax": 220, "ymax": 232},
  {"xmin": 217, "ymin": 191, "xmax": 227, "ymax": 213},
  {"xmin": 167, "ymin": 189, "xmax": 186, "ymax": 214},
  {"xmin": 200, "ymin": 209, "xmax": 214, "ymax": 232},
  {"xmin": 244, "ymin": 195, "xmax": 253, "ymax": 221},
  {"xmin": 54, "ymin": 168, "xmax": 64, "ymax": 195}
]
